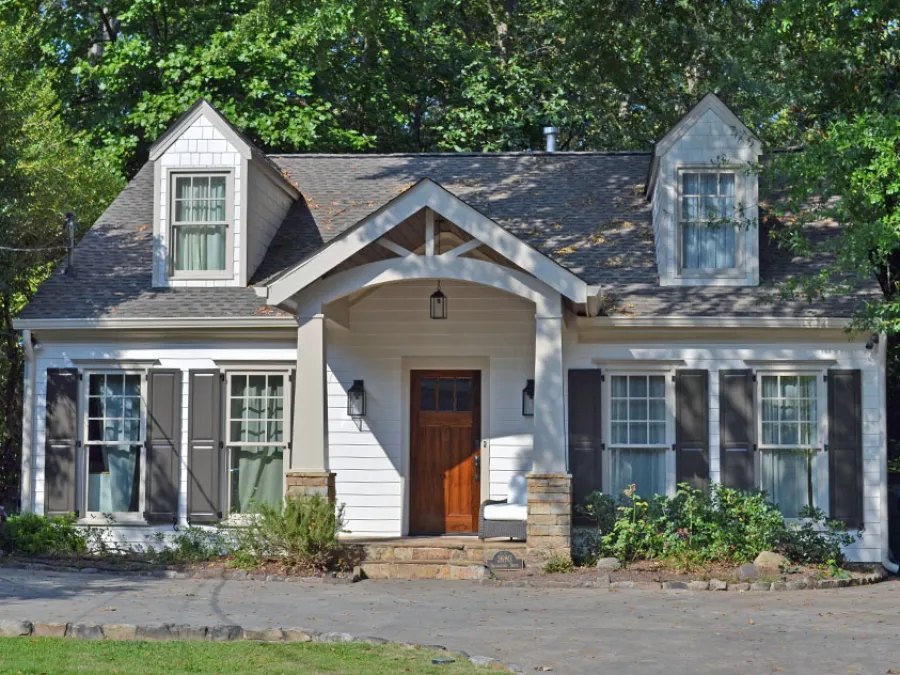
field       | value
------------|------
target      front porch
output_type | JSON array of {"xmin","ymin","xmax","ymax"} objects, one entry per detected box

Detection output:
[{"xmin": 257, "ymin": 184, "xmax": 591, "ymax": 560}]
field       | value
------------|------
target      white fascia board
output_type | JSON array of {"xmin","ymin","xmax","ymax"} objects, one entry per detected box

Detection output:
[
  {"xmin": 148, "ymin": 100, "xmax": 252, "ymax": 162},
  {"xmin": 12, "ymin": 317, "xmax": 298, "ymax": 330},
  {"xmin": 266, "ymin": 178, "xmax": 588, "ymax": 306},
  {"xmin": 654, "ymin": 93, "xmax": 762, "ymax": 159},
  {"xmin": 576, "ymin": 315, "xmax": 854, "ymax": 329}
]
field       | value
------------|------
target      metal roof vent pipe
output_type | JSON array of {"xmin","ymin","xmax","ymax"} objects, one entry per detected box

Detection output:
[{"xmin": 543, "ymin": 126, "xmax": 559, "ymax": 152}]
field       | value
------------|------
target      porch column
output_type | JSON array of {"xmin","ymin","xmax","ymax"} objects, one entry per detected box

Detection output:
[
  {"xmin": 527, "ymin": 307, "xmax": 572, "ymax": 561},
  {"xmin": 288, "ymin": 314, "xmax": 335, "ymax": 500}
]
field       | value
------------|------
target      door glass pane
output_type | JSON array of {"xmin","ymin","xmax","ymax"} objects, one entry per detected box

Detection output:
[
  {"xmin": 420, "ymin": 377, "xmax": 436, "ymax": 411},
  {"xmin": 455, "ymin": 378, "xmax": 472, "ymax": 412},
  {"xmin": 438, "ymin": 378, "xmax": 454, "ymax": 412},
  {"xmin": 87, "ymin": 445, "xmax": 140, "ymax": 512},
  {"xmin": 230, "ymin": 446, "xmax": 283, "ymax": 513}
]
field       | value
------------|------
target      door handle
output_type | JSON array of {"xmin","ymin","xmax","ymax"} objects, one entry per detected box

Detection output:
[{"xmin": 474, "ymin": 454, "xmax": 481, "ymax": 481}]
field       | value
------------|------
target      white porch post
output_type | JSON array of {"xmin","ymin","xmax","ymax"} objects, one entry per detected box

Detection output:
[
  {"xmin": 527, "ymin": 299, "xmax": 572, "ymax": 560},
  {"xmin": 287, "ymin": 314, "xmax": 335, "ymax": 499}
]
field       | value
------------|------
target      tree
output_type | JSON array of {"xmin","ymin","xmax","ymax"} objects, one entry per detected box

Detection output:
[{"xmin": 0, "ymin": 19, "xmax": 122, "ymax": 507}]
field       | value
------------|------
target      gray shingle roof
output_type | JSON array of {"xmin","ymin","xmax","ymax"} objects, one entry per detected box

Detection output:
[{"xmin": 18, "ymin": 153, "xmax": 879, "ymax": 321}]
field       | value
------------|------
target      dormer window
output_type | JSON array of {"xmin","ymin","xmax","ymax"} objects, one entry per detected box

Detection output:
[
  {"xmin": 171, "ymin": 173, "xmax": 231, "ymax": 276},
  {"xmin": 679, "ymin": 170, "xmax": 738, "ymax": 271}
]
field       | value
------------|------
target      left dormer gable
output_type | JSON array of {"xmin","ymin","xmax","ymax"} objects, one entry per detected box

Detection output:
[{"xmin": 149, "ymin": 99, "xmax": 298, "ymax": 288}]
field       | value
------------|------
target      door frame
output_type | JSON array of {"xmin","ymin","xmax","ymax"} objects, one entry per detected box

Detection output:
[{"xmin": 401, "ymin": 357, "xmax": 490, "ymax": 536}]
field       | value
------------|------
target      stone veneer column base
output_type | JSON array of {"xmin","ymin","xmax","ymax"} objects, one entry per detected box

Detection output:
[
  {"xmin": 525, "ymin": 473, "xmax": 572, "ymax": 562},
  {"xmin": 285, "ymin": 472, "xmax": 336, "ymax": 501}
]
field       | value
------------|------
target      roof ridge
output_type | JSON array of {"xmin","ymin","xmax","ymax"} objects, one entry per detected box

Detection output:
[{"xmin": 268, "ymin": 151, "xmax": 653, "ymax": 158}]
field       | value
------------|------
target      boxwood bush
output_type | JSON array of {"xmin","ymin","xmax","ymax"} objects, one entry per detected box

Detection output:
[{"xmin": 0, "ymin": 513, "xmax": 88, "ymax": 556}]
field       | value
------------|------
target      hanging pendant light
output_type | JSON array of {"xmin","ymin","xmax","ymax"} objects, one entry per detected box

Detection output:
[{"xmin": 430, "ymin": 281, "xmax": 447, "ymax": 320}]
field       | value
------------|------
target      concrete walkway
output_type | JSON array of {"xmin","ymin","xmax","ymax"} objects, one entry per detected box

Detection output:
[{"xmin": 0, "ymin": 568, "xmax": 898, "ymax": 675}]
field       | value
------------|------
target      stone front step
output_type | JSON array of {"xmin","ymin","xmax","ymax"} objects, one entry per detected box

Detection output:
[
  {"xmin": 355, "ymin": 540, "xmax": 526, "ymax": 564},
  {"xmin": 359, "ymin": 560, "xmax": 488, "ymax": 580}
]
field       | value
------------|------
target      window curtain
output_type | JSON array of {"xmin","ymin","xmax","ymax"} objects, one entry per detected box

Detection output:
[
  {"xmin": 611, "ymin": 448, "xmax": 667, "ymax": 498},
  {"xmin": 175, "ymin": 226, "xmax": 226, "ymax": 271},
  {"xmin": 87, "ymin": 446, "xmax": 140, "ymax": 513},
  {"xmin": 174, "ymin": 176, "xmax": 227, "ymax": 271},
  {"xmin": 760, "ymin": 449, "xmax": 813, "ymax": 518},
  {"xmin": 682, "ymin": 172, "xmax": 736, "ymax": 269},
  {"xmin": 230, "ymin": 447, "xmax": 283, "ymax": 512}
]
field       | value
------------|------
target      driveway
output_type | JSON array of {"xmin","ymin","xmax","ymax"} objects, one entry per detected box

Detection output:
[{"xmin": 0, "ymin": 569, "xmax": 898, "ymax": 675}]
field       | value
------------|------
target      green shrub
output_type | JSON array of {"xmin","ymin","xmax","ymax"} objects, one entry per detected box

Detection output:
[
  {"xmin": 781, "ymin": 506, "xmax": 856, "ymax": 565},
  {"xmin": 232, "ymin": 494, "xmax": 346, "ymax": 571},
  {"xmin": 578, "ymin": 484, "xmax": 856, "ymax": 567},
  {"xmin": 542, "ymin": 553, "xmax": 574, "ymax": 574},
  {"xmin": 0, "ymin": 513, "xmax": 87, "ymax": 556},
  {"xmin": 145, "ymin": 527, "xmax": 233, "ymax": 565},
  {"xmin": 578, "ymin": 492, "xmax": 618, "ymax": 533}
]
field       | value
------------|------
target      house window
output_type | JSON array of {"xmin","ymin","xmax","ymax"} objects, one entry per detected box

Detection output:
[
  {"xmin": 609, "ymin": 374, "xmax": 668, "ymax": 498},
  {"xmin": 680, "ymin": 171, "xmax": 736, "ymax": 270},
  {"xmin": 226, "ymin": 373, "xmax": 288, "ymax": 513},
  {"xmin": 172, "ymin": 174, "xmax": 228, "ymax": 272},
  {"xmin": 759, "ymin": 374, "xmax": 819, "ymax": 518},
  {"xmin": 85, "ymin": 373, "xmax": 144, "ymax": 515}
]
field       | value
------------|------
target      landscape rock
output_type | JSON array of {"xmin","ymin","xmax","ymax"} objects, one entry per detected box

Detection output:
[
  {"xmin": 738, "ymin": 563, "xmax": 759, "ymax": 581},
  {"xmin": 0, "ymin": 620, "xmax": 32, "ymax": 637},
  {"xmin": 728, "ymin": 582, "xmax": 750, "ymax": 592},
  {"xmin": 136, "ymin": 624, "xmax": 173, "ymax": 641},
  {"xmin": 817, "ymin": 579, "xmax": 837, "ymax": 589},
  {"xmin": 750, "ymin": 582, "xmax": 772, "ymax": 591},
  {"xmin": 170, "ymin": 624, "xmax": 208, "ymax": 641},
  {"xmin": 609, "ymin": 581, "xmax": 633, "ymax": 590},
  {"xmin": 708, "ymin": 578, "xmax": 727, "ymax": 591},
  {"xmin": 753, "ymin": 551, "xmax": 788, "ymax": 571},
  {"xmin": 688, "ymin": 580, "xmax": 710, "ymax": 591},
  {"xmin": 102, "ymin": 624, "xmax": 137, "ymax": 640},
  {"xmin": 785, "ymin": 580, "xmax": 808, "ymax": 590},
  {"xmin": 317, "ymin": 631, "xmax": 354, "ymax": 643},
  {"xmin": 242, "ymin": 628, "xmax": 284, "ymax": 642},
  {"xmin": 662, "ymin": 581, "xmax": 689, "ymax": 590},
  {"xmin": 207, "ymin": 625, "xmax": 243, "ymax": 641},
  {"xmin": 32, "ymin": 622, "xmax": 67, "ymax": 637},
  {"xmin": 67, "ymin": 623, "xmax": 103, "ymax": 640},
  {"xmin": 595, "ymin": 557, "xmax": 621, "ymax": 571},
  {"xmin": 283, "ymin": 628, "xmax": 315, "ymax": 642}
]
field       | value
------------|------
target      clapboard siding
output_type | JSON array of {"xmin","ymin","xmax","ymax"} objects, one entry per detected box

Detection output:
[
  {"xmin": 326, "ymin": 280, "xmax": 536, "ymax": 536},
  {"xmin": 565, "ymin": 339, "xmax": 885, "ymax": 563}
]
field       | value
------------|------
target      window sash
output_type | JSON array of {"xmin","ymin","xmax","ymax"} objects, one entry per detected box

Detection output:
[
  {"xmin": 226, "ymin": 372, "xmax": 289, "ymax": 447},
  {"xmin": 609, "ymin": 374, "xmax": 667, "ymax": 447},
  {"xmin": 173, "ymin": 175, "xmax": 228, "ymax": 225},
  {"xmin": 759, "ymin": 374, "xmax": 818, "ymax": 449},
  {"xmin": 680, "ymin": 170, "xmax": 738, "ymax": 270},
  {"xmin": 169, "ymin": 173, "xmax": 230, "ymax": 275}
]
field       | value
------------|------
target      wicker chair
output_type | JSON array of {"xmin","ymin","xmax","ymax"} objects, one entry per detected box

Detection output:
[{"xmin": 478, "ymin": 475, "xmax": 527, "ymax": 541}]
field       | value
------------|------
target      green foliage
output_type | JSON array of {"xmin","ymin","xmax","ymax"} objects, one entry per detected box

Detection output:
[
  {"xmin": 0, "ymin": 512, "xmax": 87, "ymax": 556},
  {"xmin": 781, "ymin": 506, "xmax": 856, "ymax": 566},
  {"xmin": 232, "ymin": 495, "xmax": 347, "ymax": 571},
  {"xmin": 541, "ymin": 553, "xmax": 573, "ymax": 574},
  {"xmin": 144, "ymin": 527, "xmax": 233, "ymax": 565},
  {"xmin": 578, "ymin": 492, "xmax": 618, "ymax": 534},
  {"xmin": 579, "ymin": 484, "xmax": 855, "ymax": 568}
]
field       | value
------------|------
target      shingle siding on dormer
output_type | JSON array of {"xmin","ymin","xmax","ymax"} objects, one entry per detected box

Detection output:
[
  {"xmin": 246, "ymin": 161, "xmax": 295, "ymax": 280},
  {"xmin": 153, "ymin": 115, "xmax": 244, "ymax": 288}
]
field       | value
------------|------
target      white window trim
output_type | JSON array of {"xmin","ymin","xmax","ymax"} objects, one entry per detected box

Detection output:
[
  {"xmin": 675, "ymin": 166, "xmax": 747, "ymax": 280},
  {"xmin": 755, "ymin": 370, "xmax": 829, "ymax": 519},
  {"xmin": 79, "ymin": 370, "xmax": 148, "ymax": 523},
  {"xmin": 168, "ymin": 169, "xmax": 234, "ymax": 281},
  {"xmin": 223, "ymin": 370, "xmax": 292, "ymax": 518},
  {"xmin": 601, "ymin": 369, "xmax": 677, "ymax": 499}
]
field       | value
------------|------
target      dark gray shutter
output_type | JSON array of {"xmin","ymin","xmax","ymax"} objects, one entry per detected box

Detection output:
[
  {"xmin": 187, "ymin": 370, "xmax": 222, "ymax": 523},
  {"xmin": 675, "ymin": 370, "xmax": 710, "ymax": 492},
  {"xmin": 828, "ymin": 369, "xmax": 863, "ymax": 529},
  {"xmin": 44, "ymin": 368, "xmax": 79, "ymax": 517},
  {"xmin": 568, "ymin": 369, "xmax": 603, "ymax": 522},
  {"xmin": 719, "ymin": 369, "xmax": 756, "ymax": 491},
  {"xmin": 145, "ymin": 370, "xmax": 182, "ymax": 523}
]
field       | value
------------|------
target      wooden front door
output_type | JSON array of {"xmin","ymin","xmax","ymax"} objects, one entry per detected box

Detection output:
[{"xmin": 410, "ymin": 370, "xmax": 481, "ymax": 534}]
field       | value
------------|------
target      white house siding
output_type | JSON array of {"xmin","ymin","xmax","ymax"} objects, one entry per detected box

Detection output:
[
  {"xmin": 565, "ymin": 335, "xmax": 886, "ymax": 563},
  {"xmin": 155, "ymin": 115, "xmax": 244, "ymax": 288},
  {"xmin": 325, "ymin": 280, "xmax": 537, "ymax": 537},
  {"xmin": 246, "ymin": 162, "xmax": 295, "ymax": 279},
  {"xmin": 29, "ymin": 336, "xmax": 296, "ymax": 546},
  {"xmin": 654, "ymin": 106, "xmax": 760, "ymax": 286}
]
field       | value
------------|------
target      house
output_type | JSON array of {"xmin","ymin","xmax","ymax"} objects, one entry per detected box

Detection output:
[{"xmin": 14, "ymin": 94, "xmax": 890, "ymax": 565}]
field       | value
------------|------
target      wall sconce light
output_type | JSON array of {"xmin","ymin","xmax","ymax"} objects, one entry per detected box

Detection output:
[
  {"xmin": 865, "ymin": 333, "xmax": 880, "ymax": 350},
  {"xmin": 522, "ymin": 379, "xmax": 535, "ymax": 417},
  {"xmin": 347, "ymin": 379, "xmax": 366, "ymax": 418},
  {"xmin": 430, "ymin": 281, "xmax": 447, "ymax": 320}
]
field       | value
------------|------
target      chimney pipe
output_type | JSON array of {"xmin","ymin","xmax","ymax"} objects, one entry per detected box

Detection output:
[
  {"xmin": 543, "ymin": 126, "xmax": 559, "ymax": 152},
  {"xmin": 63, "ymin": 211, "xmax": 76, "ymax": 277}
]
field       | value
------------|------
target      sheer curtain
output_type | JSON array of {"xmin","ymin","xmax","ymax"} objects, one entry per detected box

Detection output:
[
  {"xmin": 610, "ymin": 375, "xmax": 668, "ymax": 498},
  {"xmin": 174, "ymin": 176, "xmax": 227, "ymax": 271},
  {"xmin": 87, "ymin": 446, "xmax": 140, "ymax": 513},
  {"xmin": 231, "ymin": 447, "xmax": 284, "ymax": 512},
  {"xmin": 761, "ymin": 450, "xmax": 813, "ymax": 518},
  {"xmin": 682, "ymin": 172, "xmax": 736, "ymax": 269}
]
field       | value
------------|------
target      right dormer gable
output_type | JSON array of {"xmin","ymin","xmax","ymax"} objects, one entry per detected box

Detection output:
[{"xmin": 648, "ymin": 94, "xmax": 762, "ymax": 287}]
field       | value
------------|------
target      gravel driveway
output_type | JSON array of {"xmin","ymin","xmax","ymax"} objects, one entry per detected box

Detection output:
[{"xmin": 0, "ymin": 568, "xmax": 898, "ymax": 674}]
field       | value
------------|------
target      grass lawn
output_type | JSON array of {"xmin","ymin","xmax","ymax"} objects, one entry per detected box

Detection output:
[{"xmin": 0, "ymin": 638, "xmax": 489, "ymax": 674}]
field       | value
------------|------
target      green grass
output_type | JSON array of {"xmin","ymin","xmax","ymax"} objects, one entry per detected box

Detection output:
[{"xmin": 0, "ymin": 638, "xmax": 488, "ymax": 674}]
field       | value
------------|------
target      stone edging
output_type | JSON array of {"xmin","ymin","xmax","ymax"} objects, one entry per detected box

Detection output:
[
  {"xmin": 0, "ymin": 620, "xmax": 522, "ymax": 673},
  {"xmin": 485, "ymin": 568, "xmax": 890, "ymax": 591}
]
